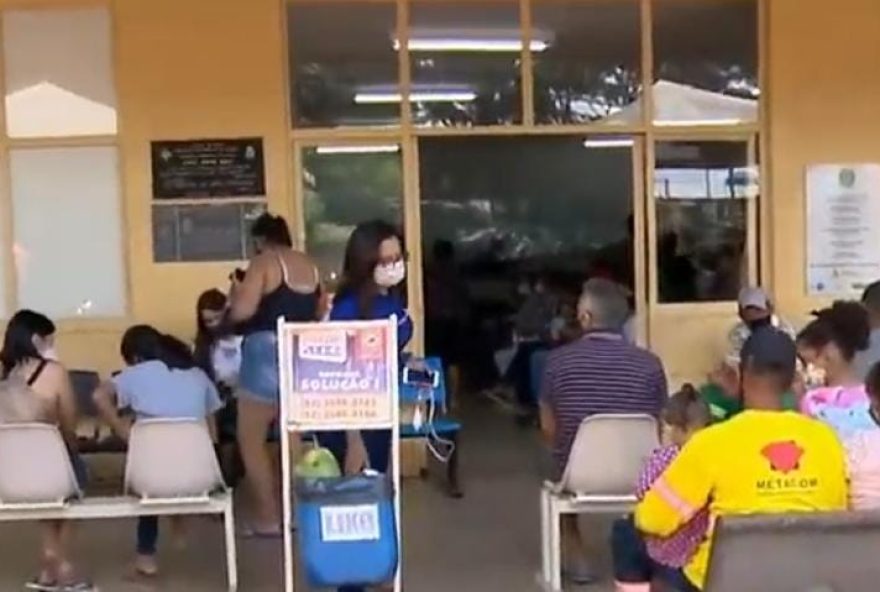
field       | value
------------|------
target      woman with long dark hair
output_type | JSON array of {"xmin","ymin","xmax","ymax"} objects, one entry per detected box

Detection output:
[
  {"xmin": 93, "ymin": 324, "xmax": 222, "ymax": 578},
  {"xmin": 226, "ymin": 213, "xmax": 321, "ymax": 537},
  {"xmin": 317, "ymin": 220, "xmax": 412, "ymax": 592},
  {"xmin": 319, "ymin": 221, "xmax": 412, "ymax": 469},
  {"xmin": 0, "ymin": 310, "xmax": 91, "ymax": 590}
]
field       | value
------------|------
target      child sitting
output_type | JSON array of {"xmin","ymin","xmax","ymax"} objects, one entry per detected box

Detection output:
[
  {"xmin": 845, "ymin": 361, "xmax": 880, "ymax": 510},
  {"xmin": 93, "ymin": 325, "xmax": 222, "ymax": 579},
  {"xmin": 611, "ymin": 384, "xmax": 711, "ymax": 592}
]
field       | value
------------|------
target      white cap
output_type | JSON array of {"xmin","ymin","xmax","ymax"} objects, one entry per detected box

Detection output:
[{"xmin": 738, "ymin": 286, "xmax": 770, "ymax": 311}]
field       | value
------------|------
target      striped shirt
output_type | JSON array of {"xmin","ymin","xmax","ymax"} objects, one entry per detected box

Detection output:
[{"xmin": 541, "ymin": 331, "xmax": 667, "ymax": 475}]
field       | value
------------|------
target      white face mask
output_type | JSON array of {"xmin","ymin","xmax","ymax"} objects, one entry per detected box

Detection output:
[{"xmin": 374, "ymin": 261, "xmax": 406, "ymax": 288}]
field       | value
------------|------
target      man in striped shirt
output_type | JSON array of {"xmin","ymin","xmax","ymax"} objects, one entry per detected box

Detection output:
[{"xmin": 540, "ymin": 278, "xmax": 668, "ymax": 584}]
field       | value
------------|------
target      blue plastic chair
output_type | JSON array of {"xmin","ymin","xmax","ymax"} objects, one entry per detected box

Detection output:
[{"xmin": 399, "ymin": 357, "xmax": 462, "ymax": 498}]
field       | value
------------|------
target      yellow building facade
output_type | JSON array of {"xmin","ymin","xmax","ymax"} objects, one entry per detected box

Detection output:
[{"xmin": 0, "ymin": 0, "xmax": 877, "ymax": 385}]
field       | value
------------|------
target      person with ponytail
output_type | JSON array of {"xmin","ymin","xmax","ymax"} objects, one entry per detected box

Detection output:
[
  {"xmin": 93, "ymin": 325, "xmax": 222, "ymax": 579},
  {"xmin": 611, "ymin": 384, "xmax": 711, "ymax": 592},
  {"xmin": 226, "ymin": 212, "xmax": 322, "ymax": 537},
  {"xmin": 797, "ymin": 300, "xmax": 874, "ymax": 439}
]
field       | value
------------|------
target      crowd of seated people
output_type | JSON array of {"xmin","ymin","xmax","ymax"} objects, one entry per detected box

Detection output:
[{"xmin": 538, "ymin": 275, "xmax": 880, "ymax": 591}]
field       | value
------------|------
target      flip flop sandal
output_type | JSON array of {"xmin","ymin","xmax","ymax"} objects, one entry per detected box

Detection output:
[{"xmin": 24, "ymin": 580, "xmax": 59, "ymax": 592}]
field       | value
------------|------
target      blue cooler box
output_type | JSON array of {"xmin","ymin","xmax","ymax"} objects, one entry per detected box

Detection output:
[{"xmin": 296, "ymin": 474, "xmax": 398, "ymax": 587}]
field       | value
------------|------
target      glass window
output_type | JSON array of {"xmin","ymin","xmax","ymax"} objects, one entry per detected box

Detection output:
[
  {"xmin": 302, "ymin": 145, "xmax": 404, "ymax": 288},
  {"xmin": 532, "ymin": 0, "xmax": 642, "ymax": 125},
  {"xmin": 288, "ymin": 2, "xmax": 399, "ymax": 128},
  {"xmin": 419, "ymin": 136, "xmax": 634, "ymax": 292},
  {"xmin": 652, "ymin": 0, "xmax": 758, "ymax": 126},
  {"xmin": 153, "ymin": 203, "xmax": 266, "ymax": 263},
  {"xmin": 3, "ymin": 8, "xmax": 117, "ymax": 138},
  {"xmin": 10, "ymin": 147, "xmax": 126, "ymax": 317},
  {"xmin": 654, "ymin": 140, "xmax": 755, "ymax": 303},
  {"xmin": 409, "ymin": 1, "xmax": 522, "ymax": 127}
]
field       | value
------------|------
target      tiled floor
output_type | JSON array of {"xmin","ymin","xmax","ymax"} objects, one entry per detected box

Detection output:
[{"xmin": 0, "ymin": 400, "xmax": 614, "ymax": 591}]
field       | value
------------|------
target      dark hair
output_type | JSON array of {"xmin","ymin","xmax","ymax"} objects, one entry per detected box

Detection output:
[
  {"xmin": 862, "ymin": 281, "xmax": 880, "ymax": 315},
  {"xmin": 337, "ymin": 220, "xmax": 403, "ymax": 318},
  {"xmin": 251, "ymin": 213, "xmax": 293, "ymax": 248},
  {"xmin": 194, "ymin": 289, "xmax": 228, "ymax": 377},
  {"xmin": 662, "ymin": 383, "xmax": 711, "ymax": 430},
  {"xmin": 867, "ymin": 362, "xmax": 880, "ymax": 400},
  {"xmin": 797, "ymin": 300, "xmax": 870, "ymax": 362},
  {"xmin": 0, "ymin": 309, "xmax": 55, "ymax": 378},
  {"xmin": 120, "ymin": 325, "xmax": 195, "ymax": 370}
]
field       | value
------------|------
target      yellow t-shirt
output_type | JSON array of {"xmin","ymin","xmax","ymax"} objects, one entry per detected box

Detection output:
[{"xmin": 635, "ymin": 410, "xmax": 848, "ymax": 589}]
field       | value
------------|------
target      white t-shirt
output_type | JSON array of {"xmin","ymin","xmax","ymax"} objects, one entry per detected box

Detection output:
[{"xmin": 211, "ymin": 336, "xmax": 243, "ymax": 385}]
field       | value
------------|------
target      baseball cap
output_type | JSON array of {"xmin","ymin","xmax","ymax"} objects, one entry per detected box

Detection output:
[
  {"xmin": 740, "ymin": 326, "xmax": 797, "ymax": 378},
  {"xmin": 738, "ymin": 286, "xmax": 770, "ymax": 311}
]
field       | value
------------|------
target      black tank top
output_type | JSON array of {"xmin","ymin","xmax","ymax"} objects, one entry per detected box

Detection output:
[{"xmin": 246, "ymin": 254, "xmax": 319, "ymax": 334}]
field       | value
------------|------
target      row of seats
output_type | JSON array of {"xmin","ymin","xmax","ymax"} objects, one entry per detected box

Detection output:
[
  {"xmin": 0, "ymin": 420, "xmax": 238, "ymax": 591},
  {"xmin": 539, "ymin": 414, "xmax": 880, "ymax": 592}
]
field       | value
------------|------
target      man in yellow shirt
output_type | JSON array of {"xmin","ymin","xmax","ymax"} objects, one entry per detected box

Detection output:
[{"xmin": 635, "ymin": 327, "xmax": 848, "ymax": 591}]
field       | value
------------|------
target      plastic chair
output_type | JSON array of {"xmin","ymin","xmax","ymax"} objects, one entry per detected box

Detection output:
[
  {"xmin": 399, "ymin": 357, "xmax": 463, "ymax": 498},
  {"xmin": 539, "ymin": 414, "xmax": 658, "ymax": 591},
  {"xmin": 125, "ymin": 419, "xmax": 238, "ymax": 590},
  {"xmin": 0, "ymin": 423, "xmax": 81, "ymax": 507},
  {"xmin": 706, "ymin": 511, "xmax": 880, "ymax": 592}
]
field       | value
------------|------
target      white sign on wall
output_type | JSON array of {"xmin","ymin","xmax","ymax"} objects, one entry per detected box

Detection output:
[{"xmin": 806, "ymin": 164, "xmax": 880, "ymax": 296}]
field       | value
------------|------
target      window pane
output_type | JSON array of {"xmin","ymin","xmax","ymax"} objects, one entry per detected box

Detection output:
[
  {"xmin": 654, "ymin": 141, "xmax": 754, "ymax": 303},
  {"xmin": 153, "ymin": 203, "xmax": 266, "ymax": 262},
  {"xmin": 410, "ymin": 1, "xmax": 522, "ymax": 127},
  {"xmin": 302, "ymin": 146, "xmax": 403, "ymax": 288},
  {"xmin": 532, "ymin": 0, "xmax": 642, "ymax": 125},
  {"xmin": 11, "ymin": 147, "xmax": 125, "ymax": 317},
  {"xmin": 288, "ymin": 2, "xmax": 399, "ymax": 128},
  {"xmin": 420, "ymin": 136, "xmax": 634, "ymax": 292},
  {"xmin": 3, "ymin": 8, "xmax": 117, "ymax": 138},
  {"xmin": 652, "ymin": 0, "xmax": 758, "ymax": 125}
]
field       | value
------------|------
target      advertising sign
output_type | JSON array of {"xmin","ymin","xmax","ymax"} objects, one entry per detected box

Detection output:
[{"xmin": 281, "ymin": 321, "xmax": 395, "ymax": 430}]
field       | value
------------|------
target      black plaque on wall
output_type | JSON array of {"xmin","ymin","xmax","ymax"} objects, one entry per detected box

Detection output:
[{"xmin": 151, "ymin": 138, "xmax": 266, "ymax": 199}]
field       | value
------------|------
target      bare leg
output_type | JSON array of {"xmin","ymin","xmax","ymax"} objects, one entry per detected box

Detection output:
[
  {"xmin": 561, "ymin": 515, "xmax": 594, "ymax": 581},
  {"xmin": 237, "ymin": 396, "xmax": 280, "ymax": 530}
]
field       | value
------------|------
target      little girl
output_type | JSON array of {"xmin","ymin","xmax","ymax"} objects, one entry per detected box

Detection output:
[{"xmin": 611, "ymin": 384, "xmax": 712, "ymax": 592}]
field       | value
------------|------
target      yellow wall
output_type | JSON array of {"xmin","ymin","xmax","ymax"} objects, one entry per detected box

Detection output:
[
  {"xmin": 655, "ymin": 0, "xmax": 880, "ymax": 386},
  {"xmin": 48, "ymin": 0, "xmax": 291, "ymax": 375},
  {"xmin": 8, "ymin": 0, "xmax": 880, "ymax": 383}
]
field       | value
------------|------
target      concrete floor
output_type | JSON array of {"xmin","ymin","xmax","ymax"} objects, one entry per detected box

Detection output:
[{"xmin": 0, "ymin": 400, "xmax": 615, "ymax": 591}]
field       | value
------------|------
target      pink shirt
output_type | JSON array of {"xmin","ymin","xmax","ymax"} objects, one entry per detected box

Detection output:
[{"xmin": 846, "ymin": 426, "xmax": 880, "ymax": 510}]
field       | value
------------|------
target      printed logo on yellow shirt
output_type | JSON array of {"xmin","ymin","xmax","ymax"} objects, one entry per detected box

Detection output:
[{"xmin": 757, "ymin": 440, "xmax": 818, "ymax": 493}]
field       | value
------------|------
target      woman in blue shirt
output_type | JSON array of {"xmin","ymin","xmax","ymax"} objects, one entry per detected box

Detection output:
[{"xmin": 320, "ymin": 220, "xmax": 412, "ymax": 482}]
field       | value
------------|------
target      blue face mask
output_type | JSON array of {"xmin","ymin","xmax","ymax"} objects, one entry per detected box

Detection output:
[{"xmin": 746, "ymin": 316, "xmax": 773, "ymax": 331}]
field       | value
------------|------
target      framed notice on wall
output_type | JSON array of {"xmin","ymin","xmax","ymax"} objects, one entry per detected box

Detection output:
[
  {"xmin": 806, "ymin": 164, "xmax": 880, "ymax": 296},
  {"xmin": 279, "ymin": 320, "xmax": 397, "ymax": 430},
  {"xmin": 151, "ymin": 137, "xmax": 266, "ymax": 198}
]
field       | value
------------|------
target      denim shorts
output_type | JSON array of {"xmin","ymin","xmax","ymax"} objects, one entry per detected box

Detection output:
[{"xmin": 238, "ymin": 331, "xmax": 280, "ymax": 405}]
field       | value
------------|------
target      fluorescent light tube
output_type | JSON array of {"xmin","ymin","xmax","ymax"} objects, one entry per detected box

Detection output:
[
  {"xmin": 354, "ymin": 91, "xmax": 477, "ymax": 104},
  {"xmin": 316, "ymin": 145, "xmax": 400, "ymax": 155}
]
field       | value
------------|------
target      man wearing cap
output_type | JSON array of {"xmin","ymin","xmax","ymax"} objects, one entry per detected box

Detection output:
[
  {"xmin": 702, "ymin": 287, "xmax": 797, "ymax": 422},
  {"xmin": 635, "ymin": 327, "xmax": 848, "ymax": 591},
  {"xmin": 726, "ymin": 287, "xmax": 795, "ymax": 367}
]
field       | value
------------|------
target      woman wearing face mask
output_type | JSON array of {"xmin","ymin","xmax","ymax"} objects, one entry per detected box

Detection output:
[
  {"xmin": 316, "ymin": 220, "xmax": 411, "ymax": 592},
  {"xmin": 320, "ymin": 220, "xmax": 412, "ymax": 467},
  {"xmin": 0, "ymin": 310, "xmax": 91, "ymax": 590},
  {"xmin": 195, "ymin": 289, "xmax": 243, "ymax": 484},
  {"xmin": 226, "ymin": 213, "xmax": 322, "ymax": 537}
]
